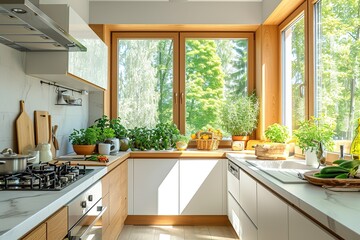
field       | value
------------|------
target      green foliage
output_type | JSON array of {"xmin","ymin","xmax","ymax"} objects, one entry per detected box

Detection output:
[
  {"xmin": 176, "ymin": 135, "xmax": 189, "ymax": 143},
  {"xmin": 69, "ymin": 127, "xmax": 99, "ymax": 145},
  {"xmin": 93, "ymin": 115, "xmax": 115, "ymax": 142},
  {"xmin": 265, "ymin": 123, "xmax": 290, "ymax": 143},
  {"xmin": 110, "ymin": 117, "xmax": 128, "ymax": 138},
  {"xmin": 293, "ymin": 116, "xmax": 336, "ymax": 152},
  {"xmin": 185, "ymin": 39, "xmax": 225, "ymax": 133},
  {"xmin": 221, "ymin": 93, "xmax": 259, "ymax": 136},
  {"xmin": 127, "ymin": 123, "xmax": 181, "ymax": 151}
]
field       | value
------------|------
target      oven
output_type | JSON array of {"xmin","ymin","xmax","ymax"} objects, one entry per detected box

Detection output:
[{"xmin": 67, "ymin": 180, "xmax": 106, "ymax": 240}]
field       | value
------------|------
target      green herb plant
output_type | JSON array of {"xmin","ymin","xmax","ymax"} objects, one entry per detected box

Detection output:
[
  {"xmin": 110, "ymin": 117, "xmax": 128, "ymax": 138},
  {"xmin": 93, "ymin": 115, "xmax": 116, "ymax": 142},
  {"xmin": 69, "ymin": 127, "xmax": 99, "ymax": 145},
  {"xmin": 293, "ymin": 116, "xmax": 335, "ymax": 152},
  {"xmin": 221, "ymin": 93, "xmax": 260, "ymax": 136},
  {"xmin": 265, "ymin": 123, "xmax": 290, "ymax": 143}
]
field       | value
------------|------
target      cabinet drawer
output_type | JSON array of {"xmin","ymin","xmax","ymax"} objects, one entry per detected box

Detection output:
[{"xmin": 239, "ymin": 170, "xmax": 257, "ymax": 226}]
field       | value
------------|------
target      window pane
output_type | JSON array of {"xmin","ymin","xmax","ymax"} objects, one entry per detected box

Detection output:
[
  {"xmin": 281, "ymin": 14, "xmax": 306, "ymax": 133},
  {"xmin": 117, "ymin": 39, "xmax": 173, "ymax": 128},
  {"xmin": 185, "ymin": 39, "xmax": 248, "ymax": 135},
  {"xmin": 315, "ymin": 0, "xmax": 359, "ymax": 149}
]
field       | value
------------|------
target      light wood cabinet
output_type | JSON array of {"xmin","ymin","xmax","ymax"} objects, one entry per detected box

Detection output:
[
  {"xmin": 21, "ymin": 207, "xmax": 67, "ymax": 240},
  {"xmin": 179, "ymin": 159, "xmax": 225, "ymax": 215},
  {"xmin": 257, "ymin": 184, "xmax": 288, "ymax": 240},
  {"xmin": 289, "ymin": 206, "xmax": 336, "ymax": 240},
  {"xmin": 102, "ymin": 159, "xmax": 128, "ymax": 240},
  {"xmin": 47, "ymin": 207, "xmax": 68, "ymax": 240},
  {"xmin": 22, "ymin": 223, "xmax": 46, "ymax": 240}
]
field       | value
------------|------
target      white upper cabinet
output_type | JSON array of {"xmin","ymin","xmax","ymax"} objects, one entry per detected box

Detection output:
[{"xmin": 25, "ymin": 4, "xmax": 107, "ymax": 91}]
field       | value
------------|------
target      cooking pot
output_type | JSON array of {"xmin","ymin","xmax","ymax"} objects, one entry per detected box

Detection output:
[{"xmin": 0, "ymin": 148, "xmax": 36, "ymax": 175}]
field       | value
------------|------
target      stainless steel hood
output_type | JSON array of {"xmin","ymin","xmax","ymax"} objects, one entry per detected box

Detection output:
[{"xmin": 0, "ymin": 0, "xmax": 86, "ymax": 51}]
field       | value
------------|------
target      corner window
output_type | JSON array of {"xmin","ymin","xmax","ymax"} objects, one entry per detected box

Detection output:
[
  {"xmin": 280, "ymin": 7, "xmax": 306, "ymax": 133},
  {"xmin": 314, "ymin": 0, "xmax": 360, "ymax": 152}
]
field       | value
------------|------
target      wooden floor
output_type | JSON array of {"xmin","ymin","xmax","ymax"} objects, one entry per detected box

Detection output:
[{"xmin": 118, "ymin": 225, "xmax": 239, "ymax": 240}]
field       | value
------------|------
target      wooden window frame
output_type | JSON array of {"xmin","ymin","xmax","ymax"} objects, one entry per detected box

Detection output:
[{"xmin": 111, "ymin": 31, "xmax": 255, "ymax": 147}]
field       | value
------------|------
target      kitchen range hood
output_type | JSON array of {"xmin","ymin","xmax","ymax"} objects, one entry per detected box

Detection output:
[{"xmin": 0, "ymin": 0, "xmax": 86, "ymax": 51}]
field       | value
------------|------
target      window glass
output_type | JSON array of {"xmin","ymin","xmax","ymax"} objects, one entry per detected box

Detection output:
[
  {"xmin": 281, "ymin": 14, "xmax": 306, "ymax": 133},
  {"xmin": 117, "ymin": 39, "xmax": 173, "ymax": 128},
  {"xmin": 185, "ymin": 39, "xmax": 249, "ymax": 136},
  {"xmin": 314, "ymin": 0, "xmax": 360, "ymax": 151}
]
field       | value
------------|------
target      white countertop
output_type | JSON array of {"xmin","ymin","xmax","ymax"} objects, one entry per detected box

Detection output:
[
  {"xmin": 227, "ymin": 153, "xmax": 360, "ymax": 240},
  {"xmin": 0, "ymin": 166, "xmax": 107, "ymax": 240}
]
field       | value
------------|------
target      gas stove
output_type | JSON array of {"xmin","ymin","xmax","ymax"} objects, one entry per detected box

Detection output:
[{"xmin": 0, "ymin": 161, "xmax": 93, "ymax": 191}]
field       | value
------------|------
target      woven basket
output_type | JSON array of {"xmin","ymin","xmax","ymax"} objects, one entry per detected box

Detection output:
[
  {"xmin": 196, "ymin": 131, "xmax": 221, "ymax": 150},
  {"xmin": 196, "ymin": 139, "xmax": 220, "ymax": 150}
]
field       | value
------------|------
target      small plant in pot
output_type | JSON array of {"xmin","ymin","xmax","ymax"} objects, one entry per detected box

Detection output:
[
  {"xmin": 175, "ymin": 135, "xmax": 189, "ymax": 151},
  {"xmin": 93, "ymin": 115, "xmax": 117, "ymax": 152},
  {"xmin": 255, "ymin": 123, "xmax": 290, "ymax": 160},
  {"xmin": 293, "ymin": 116, "xmax": 335, "ymax": 166},
  {"xmin": 110, "ymin": 117, "xmax": 129, "ymax": 151},
  {"xmin": 221, "ymin": 93, "xmax": 259, "ymax": 146},
  {"xmin": 69, "ymin": 127, "xmax": 99, "ymax": 155}
]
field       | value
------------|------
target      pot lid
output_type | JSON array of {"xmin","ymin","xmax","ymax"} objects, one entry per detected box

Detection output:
[{"xmin": 0, "ymin": 148, "xmax": 33, "ymax": 159}]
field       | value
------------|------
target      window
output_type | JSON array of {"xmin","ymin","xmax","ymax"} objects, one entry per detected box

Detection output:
[
  {"xmin": 113, "ymin": 32, "xmax": 254, "ymax": 136},
  {"xmin": 280, "ymin": 10, "xmax": 306, "ymax": 133},
  {"xmin": 115, "ymin": 34, "xmax": 177, "ymax": 129},
  {"xmin": 314, "ymin": 0, "xmax": 359, "ymax": 150}
]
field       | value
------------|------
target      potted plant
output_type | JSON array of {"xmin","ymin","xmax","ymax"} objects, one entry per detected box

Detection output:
[
  {"xmin": 69, "ymin": 127, "xmax": 99, "ymax": 155},
  {"xmin": 93, "ymin": 115, "xmax": 117, "ymax": 152},
  {"xmin": 110, "ymin": 117, "xmax": 129, "ymax": 151},
  {"xmin": 255, "ymin": 123, "xmax": 290, "ymax": 159},
  {"xmin": 221, "ymin": 93, "xmax": 259, "ymax": 146},
  {"xmin": 175, "ymin": 135, "xmax": 189, "ymax": 151},
  {"xmin": 293, "ymin": 116, "xmax": 335, "ymax": 166}
]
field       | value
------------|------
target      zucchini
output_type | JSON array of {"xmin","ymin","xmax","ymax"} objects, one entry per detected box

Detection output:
[
  {"xmin": 333, "ymin": 159, "xmax": 350, "ymax": 165},
  {"xmin": 320, "ymin": 166, "xmax": 349, "ymax": 174},
  {"xmin": 313, "ymin": 172, "xmax": 343, "ymax": 178},
  {"xmin": 335, "ymin": 173, "xmax": 349, "ymax": 179},
  {"xmin": 339, "ymin": 160, "xmax": 360, "ymax": 169}
]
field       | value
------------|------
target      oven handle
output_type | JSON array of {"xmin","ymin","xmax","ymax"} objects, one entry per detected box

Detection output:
[{"xmin": 76, "ymin": 206, "xmax": 107, "ymax": 240}]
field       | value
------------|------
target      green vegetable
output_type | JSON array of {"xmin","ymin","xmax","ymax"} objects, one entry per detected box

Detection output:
[
  {"xmin": 339, "ymin": 160, "xmax": 360, "ymax": 169},
  {"xmin": 335, "ymin": 173, "xmax": 349, "ymax": 179},
  {"xmin": 313, "ymin": 172, "xmax": 344, "ymax": 178},
  {"xmin": 320, "ymin": 166, "xmax": 349, "ymax": 174},
  {"xmin": 333, "ymin": 159, "xmax": 351, "ymax": 165}
]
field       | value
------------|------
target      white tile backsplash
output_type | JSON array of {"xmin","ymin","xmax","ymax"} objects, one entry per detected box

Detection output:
[{"xmin": 0, "ymin": 44, "xmax": 90, "ymax": 156}]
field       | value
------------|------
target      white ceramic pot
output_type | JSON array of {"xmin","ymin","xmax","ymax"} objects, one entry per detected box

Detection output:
[{"xmin": 305, "ymin": 149, "xmax": 317, "ymax": 166}]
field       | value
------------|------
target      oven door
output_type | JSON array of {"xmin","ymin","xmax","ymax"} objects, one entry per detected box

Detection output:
[{"xmin": 67, "ymin": 198, "xmax": 107, "ymax": 240}]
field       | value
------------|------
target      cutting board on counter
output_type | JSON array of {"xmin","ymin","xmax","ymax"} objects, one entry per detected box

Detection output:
[
  {"xmin": 34, "ymin": 110, "xmax": 49, "ymax": 145},
  {"xmin": 16, "ymin": 100, "xmax": 35, "ymax": 154},
  {"xmin": 48, "ymin": 115, "xmax": 56, "ymax": 157}
]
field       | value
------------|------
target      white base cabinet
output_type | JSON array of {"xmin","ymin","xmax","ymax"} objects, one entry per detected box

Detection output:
[
  {"xmin": 179, "ymin": 159, "xmax": 225, "ymax": 215},
  {"xmin": 289, "ymin": 206, "xmax": 336, "ymax": 240},
  {"xmin": 130, "ymin": 158, "xmax": 226, "ymax": 215},
  {"xmin": 239, "ymin": 170, "xmax": 257, "ymax": 226},
  {"xmin": 133, "ymin": 158, "xmax": 179, "ymax": 215},
  {"xmin": 228, "ymin": 193, "xmax": 257, "ymax": 240},
  {"xmin": 257, "ymin": 184, "xmax": 288, "ymax": 240}
]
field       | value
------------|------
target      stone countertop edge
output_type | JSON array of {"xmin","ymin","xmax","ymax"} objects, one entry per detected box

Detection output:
[
  {"xmin": 0, "ymin": 166, "xmax": 107, "ymax": 240},
  {"xmin": 226, "ymin": 153, "xmax": 360, "ymax": 240}
]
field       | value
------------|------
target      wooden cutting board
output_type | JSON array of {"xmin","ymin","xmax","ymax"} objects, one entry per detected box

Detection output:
[
  {"xmin": 16, "ymin": 100, "xmax": 35, "ymax": 154},
  {"xmin": 48, "ymin": 115, "xmax": 56, "ymax": 157},
  {"xmin": 34, "ymin": 110, "xmax": 49, "ymax": 145}
]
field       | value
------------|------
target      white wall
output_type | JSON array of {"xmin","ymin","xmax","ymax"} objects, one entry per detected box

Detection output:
[
  {"xmin": 89, "ymin": 1, "xmax": 262, "ymax": 24},
  {"xmin": 0, "ymin": 44, "xmax": 89, "ymax": 156},
  {"xmin": 40, "ymin": 0, "xmax": 89, "ymax": 23}
]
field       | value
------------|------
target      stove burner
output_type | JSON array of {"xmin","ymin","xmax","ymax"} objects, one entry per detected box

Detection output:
[{"xmin": 0, "ymin": 161, "xmax": 93, "ymax": 191}]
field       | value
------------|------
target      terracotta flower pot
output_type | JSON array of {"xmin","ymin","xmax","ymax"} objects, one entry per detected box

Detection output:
[{"xmin": 72, "ymin": 145, "xmax": 96, "ymax": 155}]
